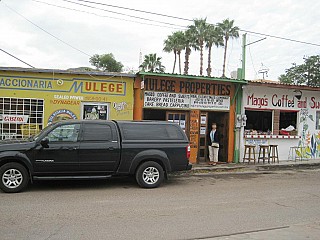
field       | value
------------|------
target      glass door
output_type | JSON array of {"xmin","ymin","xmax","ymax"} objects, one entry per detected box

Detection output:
[{"xmin": 199, "ymin": 112, "xmax": 208, "ymax": 162}]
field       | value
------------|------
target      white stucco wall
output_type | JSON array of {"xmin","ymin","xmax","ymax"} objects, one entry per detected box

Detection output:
[{"xmin": 240, "ymin": 84, "xmax": 320, "ymax": 162}]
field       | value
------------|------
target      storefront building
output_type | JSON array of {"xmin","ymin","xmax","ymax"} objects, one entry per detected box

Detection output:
[
  {"xmin": 134, "ymin": 72, "xmax": 246, "ymax": 164},
  {"xmin": 240, "ymin": 81, "xmax": 320, "ymax": 161},
  {"xmin": 0, "ymin": 67, "xmax": 134, "ymax": 140}
]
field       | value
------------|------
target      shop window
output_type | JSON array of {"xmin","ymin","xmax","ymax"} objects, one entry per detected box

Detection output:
[
  {"xmin": 244, "ymin": 110, "xmax": 272, "ymax": 135},
  {"xmin": 279, "ymin": 111, "xmax": 298, "ymax": 135},
  {"xmin": 0, "ymin": 97, "xmax": 44, "ymax": 140},
  {"xmin": 316, "ymin": 111, "xmax": 320, "ymax": 130},
  {"xmin": 167, "ymin": 112, "xmax": 187, "ymax": 132},
  {"xmin": 82, "ymin": 103, "xmax": 109, "ymax": 120},
  {"xmin": 143, "ymin": 109, "xmax": 166, "ymax": 120}
]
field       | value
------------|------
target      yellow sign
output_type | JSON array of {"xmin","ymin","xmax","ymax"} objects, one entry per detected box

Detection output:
[{"xmin": 0, "ymin": 76, "xmax": 126, "ymax": 96}]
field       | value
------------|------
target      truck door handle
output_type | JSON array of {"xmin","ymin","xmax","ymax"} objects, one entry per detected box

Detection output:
[
  {"xmin": 108, "ymin": 147, "xmax": 115, "ymax": 150},
  {"xmin": 68, "ymin": 147, "xmax": 78, "ymax": 150}
]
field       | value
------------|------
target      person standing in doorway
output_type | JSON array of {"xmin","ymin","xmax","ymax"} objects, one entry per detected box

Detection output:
[{"xmin": 207, "ymin": 123, "xmax": 219, "ymax": 165}]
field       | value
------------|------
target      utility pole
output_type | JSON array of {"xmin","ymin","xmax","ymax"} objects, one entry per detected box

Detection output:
[
  {"xmin": 233, "ymin": 34, "xmax": 247, "ymax": 163},
  {"xmin": 234, "ymin": 34, "xmax": 266, "ymax": 163},
  {"xmin": 241, "ymin": 34, "xmax": 267, "ymax": 79},
  {"xmin": 241, "ymin": 34, "xmax": 247, "ymax": 79}
]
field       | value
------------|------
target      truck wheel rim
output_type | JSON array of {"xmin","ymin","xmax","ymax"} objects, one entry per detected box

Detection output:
[
  {"xmin": 2, "ymin": 169, "xmax": 23, "ymax": 189},
  {"xmin": 142, "ymin": 167, "xmax": 159, "ymax": 184}
]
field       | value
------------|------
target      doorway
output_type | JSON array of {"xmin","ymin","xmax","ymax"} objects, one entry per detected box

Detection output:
[{"xmin": 198, "ymin": 111, "xmax": 229, "ymax": 163}]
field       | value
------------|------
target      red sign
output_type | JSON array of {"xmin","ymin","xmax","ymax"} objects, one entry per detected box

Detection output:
[{"xmin": 0, "ymin": 115, "xmax": 29, "ymax": 124}]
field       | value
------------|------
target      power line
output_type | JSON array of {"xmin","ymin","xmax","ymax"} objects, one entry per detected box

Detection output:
[
  {"xmin": 60, "ymin": 0, "xmax": 186, "ymax": 28},
  {"xmin": 32, "ymin": 0, "xmax": 182, "ymax": 30},
  {"xmin": 68, "ymin": 0, "xmax": 320, "ymax": 47},
  {"xmin": 73, "ymin": 0, "xmax": 193, "ymax": 22},
  {"xmin": 0, "ymin": 48, "xmax": 35, "ymax": 68},
  {"xmin": 2, "ymin": 1, "xmax": 92, "ymax": 57},
  {"xmin": 240, "ymin": 29, "xmax": 320, "ymax": 47}
]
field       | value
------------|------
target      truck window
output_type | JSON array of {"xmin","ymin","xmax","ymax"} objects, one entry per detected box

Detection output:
[
  {"xmin": 82, "ymin": 124, "xmax": 112, "ymax": 141},
  {"xmin": 47, "ymin": 124, "xmax": 80, "ymax": 142},
  {"xmin": 122, "ymin": 123, "xmax": 185, "ymax": 140}
]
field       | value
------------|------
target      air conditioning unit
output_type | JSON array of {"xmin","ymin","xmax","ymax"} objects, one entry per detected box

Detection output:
[{"xmin": 230, "ymin": 70, "xmax": 238, "ymax": 79}]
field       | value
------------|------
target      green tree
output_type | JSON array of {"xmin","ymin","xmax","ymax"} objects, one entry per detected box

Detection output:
[
  {"xmin": 304, "ymin": 55, "xmax": 320, "ymax": 87},
  {"xmin": 205, "ymin": 24, "xmax": 224, "ymax": 77},
  {"xmin": 218, "ymin": 19, "xmax": 239, "ymax": 77},
  {"xmin": 89, "ymin": 53, "xmax": 123, "ymax": 72},
  {"xmin": 279, "ymin": 55, "xmax": 320, "ymax": 87},
  {"xmin": 188, "ymin": 18, "xmax": 208, "ymax": 76},
  {"xmin": 140, "ymin": 53, "xmax": 165, "ymax": 73},
  {"xmin": 163, "ymin": 31, "xmax": 185, "ymax": 74}
]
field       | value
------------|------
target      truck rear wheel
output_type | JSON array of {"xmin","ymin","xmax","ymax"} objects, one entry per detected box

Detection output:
[
  {"xmin": 0, "ymin": 163, "xmax": 29, "ymax": 193},
  {"xmin": 136, "ymin": 161, "xmax": 164, "ymax": 188}
]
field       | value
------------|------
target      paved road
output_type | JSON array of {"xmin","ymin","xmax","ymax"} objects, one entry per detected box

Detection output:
[{"xmin": 1, "ymin": 170, "xmax": 320, "ymax": 240}]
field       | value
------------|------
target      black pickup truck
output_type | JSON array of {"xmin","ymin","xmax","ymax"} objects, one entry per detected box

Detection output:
[{"xmin": 0, "ymin": 120, "xmax": 191, "ymax": 193}]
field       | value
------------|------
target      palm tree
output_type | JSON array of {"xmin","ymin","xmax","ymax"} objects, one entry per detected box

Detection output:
[
  {"xmin": 188, "ymin": 18, "xmax": 208, "ymax": 76},
  {"xmin": 139, "ymin": 53, "xmax": 165, "ymax": 73},
  {"xmin": 218, "ymin": 19, "xmax": 239, "ymax": 78},
  {"xmin": 205, "ymin": 24, "xmax": 224, "ymax": 77},
  {"xmin": 173, "ymin": 31, "xmax": 185, "ymax": 75},
  {"xmin": 183, "ymin": 28, "xmax": 198, "ymax": 75},
  {"xmin": 163, "ymin": 31, "xmax": 185, "ymax": 74},
  {"xmin": 163, "ymin": 35, "xmax": 177, "ymax": 74}
]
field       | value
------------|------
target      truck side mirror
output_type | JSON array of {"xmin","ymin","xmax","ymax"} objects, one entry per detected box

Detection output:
[{"xmin": 40, "ymin": 137, "xmax": 49, "ymax": 148}]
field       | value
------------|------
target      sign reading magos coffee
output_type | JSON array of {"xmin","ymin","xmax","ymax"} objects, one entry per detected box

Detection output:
[{"xmin": 144, "ymin": 91, "xmax": 230, "ymax": 110}]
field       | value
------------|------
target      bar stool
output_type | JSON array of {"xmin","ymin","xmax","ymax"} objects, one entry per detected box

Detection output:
[
  {"xmin": 243, "ymin": 145, "xmax": 256, "ymax": 164},
  {"xmin": 269, "ymin": 145, "xmax": 279, "ymax": 163},
  {"xmin": 258, "ymin": 145, "xmax": 269, "ymax": 164},
  {"xmin": 288, "ymin": 146, "xmax": 303, "ymax": 161}
]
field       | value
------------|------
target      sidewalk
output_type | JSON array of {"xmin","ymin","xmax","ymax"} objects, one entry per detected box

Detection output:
[{"xmin": 190, "ymin": 158, "xmax": 320, "ymax": 174}]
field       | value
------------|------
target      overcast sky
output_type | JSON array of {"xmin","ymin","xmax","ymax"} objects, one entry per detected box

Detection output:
[{"xmin": 0, "ymin": 0, "xmax": 319, "ymax": 80}]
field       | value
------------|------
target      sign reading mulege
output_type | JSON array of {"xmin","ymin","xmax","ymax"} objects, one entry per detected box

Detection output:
[{"xmin": 144, "ymin": 91, "xmax": 230, "ymax": 110}]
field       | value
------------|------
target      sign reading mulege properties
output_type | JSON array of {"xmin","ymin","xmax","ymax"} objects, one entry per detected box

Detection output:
[{"xmin": 144, "ymin": 91, "xmax": 230, "ymax": 110}]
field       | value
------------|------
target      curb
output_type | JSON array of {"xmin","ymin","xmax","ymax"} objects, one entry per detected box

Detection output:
[
  {"xmin": 257, "ymin": 162, "xmax": 320, "ymax": 171},
  {"xmin": 187, "ymin": 161, "xmax": 320, "ymax": 175}
]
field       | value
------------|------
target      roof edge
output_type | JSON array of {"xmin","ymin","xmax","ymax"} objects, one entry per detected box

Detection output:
[
  {"xmin": 248, "ymin": 80, "xmax": 320, "ymax": 90},
  {"xmin": 138, "ymin": 71, "xmax": 247, "ymax": 84},
  {"xmin": 0, "ymin": 67, "xmax": 136, "ymax": 78}
]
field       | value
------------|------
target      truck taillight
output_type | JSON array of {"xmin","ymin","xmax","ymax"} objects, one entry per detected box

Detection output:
[{"xmin": 186, "ymin": 145, "xmax": 191, "ymax": 159}]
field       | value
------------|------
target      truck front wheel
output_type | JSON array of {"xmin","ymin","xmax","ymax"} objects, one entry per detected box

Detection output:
[
  {"xmin": 136, "ymin": 161, "xmax": 164, "ymax": 188},
  {"xmin": 0, "ymin": 163, "xmax": 29, "ymax": 193}
]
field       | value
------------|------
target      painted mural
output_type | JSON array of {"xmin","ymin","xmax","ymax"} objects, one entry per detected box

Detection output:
[{"xmin": 298, "ymin": 108, "xmax": 320, "ymax": 159}]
